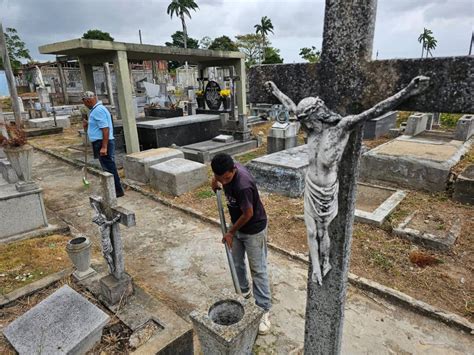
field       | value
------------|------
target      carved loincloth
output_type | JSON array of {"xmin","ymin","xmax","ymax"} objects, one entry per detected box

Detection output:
[{"xmin": 304, "ymin": 176, "xmax": 339, "ymax": 226}]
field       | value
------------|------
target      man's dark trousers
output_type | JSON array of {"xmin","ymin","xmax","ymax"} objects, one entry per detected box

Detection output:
[{"xmin": 91, "ymin": 139, "xmax": 124, "ymax": 196}]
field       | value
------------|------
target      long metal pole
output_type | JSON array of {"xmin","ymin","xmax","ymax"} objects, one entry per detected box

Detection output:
[
  {"xmin": 216, "ymin": 190, "xmax": 242, "ymax": 295},
  {"xmin": 0, "ymin": 23, "xmax": 22, "ymax": 127}
]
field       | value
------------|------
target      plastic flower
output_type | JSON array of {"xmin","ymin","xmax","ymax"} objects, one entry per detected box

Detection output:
[{"xmin": 220, "ymin": 89, "xmax": 231, "ymax": 97}]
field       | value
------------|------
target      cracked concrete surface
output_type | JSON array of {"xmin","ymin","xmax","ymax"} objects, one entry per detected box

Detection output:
[{"xmin": 32, "ymin": 151, "xmax": 472, "ymax": 354}]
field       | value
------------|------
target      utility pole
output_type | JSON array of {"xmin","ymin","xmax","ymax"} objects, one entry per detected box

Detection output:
[
  {"xmin": 469, "ymin": 31, "xmax": 473, "ymax": 55},
  {"xmin": 139, "ymin": 29, "xmax": 142, "ymax": 44},
  {"xmin": 0, "ymin": 22, "xmax": 22, "ymax": 127}
]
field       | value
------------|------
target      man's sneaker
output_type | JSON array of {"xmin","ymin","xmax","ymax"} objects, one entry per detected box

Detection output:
[
  {"xmin": 242, "ymin": 290, "xmax": 252, "ymax": 299},
  {"xmin": 258, "ymin": 312, "xmax": 271, "ymax": 335}
]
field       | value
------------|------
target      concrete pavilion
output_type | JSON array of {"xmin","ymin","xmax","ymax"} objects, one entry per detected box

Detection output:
[{"xmin": 39, "ymin": 39, "xmax": 247, "ymax": 153}]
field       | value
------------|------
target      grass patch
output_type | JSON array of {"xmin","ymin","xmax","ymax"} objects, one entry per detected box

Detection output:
[
  {"xmin": 195, "ymin": 188, "xmax": 214, "ymax": 199},
  {"xmin": 0, "ymin": 235, "xmax": 71, "ymax": 294},
  {"xmin": 369, "ymin": 251, "xmax": 393, "ymax": 271}
]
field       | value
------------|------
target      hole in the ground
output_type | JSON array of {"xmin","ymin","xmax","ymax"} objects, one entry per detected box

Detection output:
[{"xmin": 208, "ymin": 299, "xmax": 244, "ymax": 326}]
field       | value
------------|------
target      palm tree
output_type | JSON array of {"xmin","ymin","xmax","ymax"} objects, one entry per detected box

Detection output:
[
  {"xmin": 254, "ymin": 16, "xmax": 274, "ymax": 63},
  {"xmin": 418, "ymin": 28, "xmax": 437, "ymax": 58},
  {"xmin": 167, "ymin": 0, "xmax": 199, "ymax": 49}
]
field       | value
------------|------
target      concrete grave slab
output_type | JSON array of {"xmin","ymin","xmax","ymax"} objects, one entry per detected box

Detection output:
[
  {"xmin": 359, "ymin": 135, "xmax": 473, "ymax": 191},
  {"xmin": 247, "ymin": 145, "xmax": 309, "ymax": 197},
  {"xmin": 3, "ymin": 285, "xmax": 109, "ymax": 355},
  {"xmin": 149, "ymin": 158, "xmax": 207, "ymax": 196},
  {"xmin": 123, "ymin": 148, "xmax": 184, "ymax": 183},
  {"xmin": 362, "ymin": 111, "xmax": 397, "ymax": 139},
  {"xmin": 454, "ymin": 114, "xmax": 474, "ymax": 141},
  {"xmin": 136, "ymin": 114, "xmax": 222, "ymax": 150},
  {"xmin": 354, "ymin": 183, "xmax": 406, "ymax": 226},
  {"xmin": 181, "ymin": 139, "xmax": 258, "ymax": 163},
  {"xmin": 404, "ymin": 113, "xmax": 428, "ymax": 136},
  {"xmin": 0, "ymin": 183, "xmax": 48, "ymax": 240},
  {"xmin": 453, "ymin": 164, "xmax": 474, "ymax": 205},
  {"xmin": 393, "ymin": 212, "xmax": 461, "ymax": 251},
  {"xmin": 213, "ymin": 134, "xmax": 234, "ymax": 143},
  {"xmin": 29, "ymin": 115, "xmax": 71, "ymax": 129}
]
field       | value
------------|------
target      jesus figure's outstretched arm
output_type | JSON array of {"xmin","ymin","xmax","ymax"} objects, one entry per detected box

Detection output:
[{"xmin": 339, "ymin": 76, "xmax": 430, "ymax": 130}]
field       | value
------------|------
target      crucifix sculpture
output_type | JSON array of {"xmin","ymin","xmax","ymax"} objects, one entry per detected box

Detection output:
[
  {"xmin": 248, "ymin": 0, "xmax": 472, "ymax": 353},
  {"xmin": 266, "ymin": 76, "xmax": 429, "ymax": 284},
  {"xmin": 90, "ymin": 172, "xmax": 136, "ymax": 305}
]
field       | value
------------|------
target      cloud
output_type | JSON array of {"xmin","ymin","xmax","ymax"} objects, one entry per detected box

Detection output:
[{"xmin": 0, "ymin": 0, "xmax": 471, "ymax": 63}]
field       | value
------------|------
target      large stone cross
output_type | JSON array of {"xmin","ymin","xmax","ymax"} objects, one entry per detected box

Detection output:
[
  {"xmin": 90, "ymin": 172, "xmax": 135, "ymax": 305},
  {"xmin": 248, "ymin": 0, "xmax": 473, "ymax": 354}
]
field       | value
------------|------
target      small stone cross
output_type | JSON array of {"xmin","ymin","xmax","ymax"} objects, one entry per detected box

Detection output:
[{"xmin": 90, "ymin": 172, "xmax": 135, "ymax": 304}]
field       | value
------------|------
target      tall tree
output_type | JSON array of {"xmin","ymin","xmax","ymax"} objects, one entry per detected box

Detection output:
[
  {"xmin": 299, "ymin": 46, "xmax": 321, "ymax": 63},
  {"xmin": 235, "ymin": 33, "xmax": 264, "ymax": 68},
  {"xmin": 82, "ymin": 29, "xmax": 114, "ymax": 41},
  {"xmin": 418, "ymin": 28, "xmax": 437, "ymax": 58},
  {"xmin": 254, "ymin": 16, "xmax": 274, "ymax": 62},
  {"xmin": 209, "ymin": 36, "xmax": 239, "ymax": 51},
  {"xmin": 167, "ymin": 0, "xmax": 199, "ymax": 49},
  {"xmin": 262, "ymin": 46, "xmax": 283, "ymax": 64},
  {"xmin": 0, "ymin": 27, "xmax": 31, "ymax": 70}
]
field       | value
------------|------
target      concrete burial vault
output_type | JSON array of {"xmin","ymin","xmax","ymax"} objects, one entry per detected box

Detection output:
[{"xmin": 38, "ymin": 38, "xmax": 247, "ymax": 154}]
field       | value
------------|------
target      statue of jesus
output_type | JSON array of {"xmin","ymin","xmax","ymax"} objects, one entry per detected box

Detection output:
[{"xmin": 266, "ymin": 76, "xmax": 430, "ymax": 284}]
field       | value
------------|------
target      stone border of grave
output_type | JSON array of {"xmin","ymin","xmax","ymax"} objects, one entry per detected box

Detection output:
[
  {"xmin": 31, "ymin": 145, "xmax": 474, "ymax": 334},
  {"xmin": 0, "ymin": 220, "xmax": 69, "ymax": 245},
  {"xmin": 354, "ymin": 183, "xmax": 406, "ymax": 227},
  {"xmin": 0, "ymin": 268, "xmax": 73, "ymax": 307},
  {"xmin": 393, "ymin": 212, "xmax": 461, "ymax": 251}
]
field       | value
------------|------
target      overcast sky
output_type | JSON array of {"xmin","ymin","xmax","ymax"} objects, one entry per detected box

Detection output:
[{"xmin": 1, "ymin": 0, "xmax": 472, "ymax": 63}]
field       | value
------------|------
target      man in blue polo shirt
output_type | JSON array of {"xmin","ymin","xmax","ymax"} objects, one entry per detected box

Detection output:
[{"xmin": 82, "ymin": 91, "xmax": 124, "ymax": 197}]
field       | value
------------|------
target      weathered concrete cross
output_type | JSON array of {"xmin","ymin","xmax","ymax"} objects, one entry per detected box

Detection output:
[
  {"xmin": 248, "ymin": 0, "xmax": 473, "ymax": 354},
  {"xmin": 90, "ymin": 172, "xmax": 136, "ymax": 305}
]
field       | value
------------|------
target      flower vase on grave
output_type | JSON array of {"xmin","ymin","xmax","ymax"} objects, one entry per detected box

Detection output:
[
  {"xmin": 4, "ymin": 145, "xmax": 33, "ymax": 182},
  {"xmin": 220, "ymin": 89, "xmax": 231, "ymax": 111},
  {"xmin": 196, "ymin": 96, "xmax": 206, "ymax": 109}
]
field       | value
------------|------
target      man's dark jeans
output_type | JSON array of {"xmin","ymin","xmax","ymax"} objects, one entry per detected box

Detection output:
[{"xmin": 91, "ymin": 139, "xmax": 124, "ymax": 196}]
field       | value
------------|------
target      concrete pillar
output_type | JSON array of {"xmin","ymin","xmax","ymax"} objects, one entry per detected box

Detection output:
[
  {"xmin": 113, "ymin": 50, "xmax": 139, "ymax": 153},
  {"xmin": 234, "ymin": 58, "xmax": 247, "ymax": 115},
  {"xmin": 0, "ymin": 22, "xmax": 22, "ymax": 126},
  {"xmin": 56, "ymin": 61, "xmax": 69, "ymax": 104},
  {"xmin": 103, "ymin": 62, "xmax": 115, "ymax": 107},
  {"xmin": 78, "ymin": 58, "xmax": 95, "ymax": 92}
]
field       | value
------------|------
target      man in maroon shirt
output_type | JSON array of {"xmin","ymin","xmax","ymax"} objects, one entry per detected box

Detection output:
[{"xmin": 211, "ymin": 153, "xmax": 272, "ymax": 335}]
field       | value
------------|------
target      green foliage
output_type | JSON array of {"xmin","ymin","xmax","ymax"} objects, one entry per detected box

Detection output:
[
  {"xmin": 165, "ymin": 31, "xmax": 199, "ymax": 70},
  {"xmin": 165, "ymin": 31, "xmax": 199, "ymax": 49},
  {"xmin": 209, "ymin": 36, "xmax": 239, "ymax": 52},
  {"xmin": 235, "ymin": 33, "xmax": 264, "ymax": 67},
  {"xmin": 82, "ymin": 29, "xmax": 114, "ymax": 41},
  {"xmin": 418, "ymin": 28, "xmax": 437, "ymax": 58},
  {"xmin": 440, "ymin": 113, "xmax": 462, "ymax": 128},
  {"xmin": 167, "ymin": 0, "xmax": 199, "ymax": 20},
  {"xmin": 369, "ymin": 251, "xmax": 393, "ymax": 271},
  {"xmin": 254, "ymin": 16, "xmax": 274, "ymax": 41},
  {"xmin": 195, "ymin": 189, "xmax": 214, "ymax": 199},
  {"xmin": 262, "ymin": 47, "xmax": 283, "ymax": 64},
  {"xmin": 0, "ymin": 28, "xmax": 32, "ymax": 70},
  {"xmin": 299, "ymin": 46, "xmax": 320, "ymax": 63}
]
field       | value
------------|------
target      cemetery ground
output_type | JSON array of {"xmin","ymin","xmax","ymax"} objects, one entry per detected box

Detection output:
[
  {"xmin": 26, "ymin": 121, "xmax": 474, "ymax": 324},
  {"xmin": 1, "ymin": 148, "xmax": 471, "ymax": 354}
]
